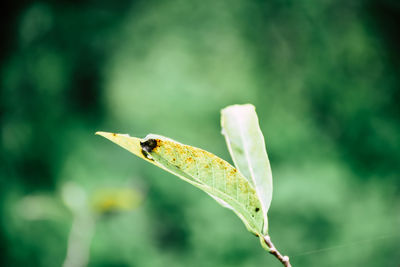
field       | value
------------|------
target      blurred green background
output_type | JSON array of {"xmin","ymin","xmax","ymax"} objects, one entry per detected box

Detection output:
[{"xmin": 1, "ymin": 0, "xmax": 400, "ymax": 266}]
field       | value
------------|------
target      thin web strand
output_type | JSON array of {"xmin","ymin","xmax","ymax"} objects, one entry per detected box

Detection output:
[{"xmin": 292, "ymin": 233, "xmax": 399, "ymax": 257}]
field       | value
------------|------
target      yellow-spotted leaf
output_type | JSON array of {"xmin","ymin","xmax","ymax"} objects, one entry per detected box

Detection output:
[
  {"xmin": 221, "ymin": 104, "xmax": 272, "ymax": 234},
  {"xmin": 96, "ymin": 131, "xmax": 265, "ymax": 235}
]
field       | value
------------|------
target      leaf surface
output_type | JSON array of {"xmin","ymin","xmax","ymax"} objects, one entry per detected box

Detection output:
[
  {"xmin": 96, "ymin": 131, "xmax": 264, "ymax": 235},
  {"xmin": 221, "ymin": 104, "xmax": 272, "ymax": 234}
]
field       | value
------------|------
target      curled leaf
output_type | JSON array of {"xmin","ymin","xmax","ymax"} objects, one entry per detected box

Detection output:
[
  {"xmin": 96, "ymin": 131, "xmax": 265, "ymax": 235},
  {"xmin": 221, "ymin": 104, "xmax": 272, "ymax": 234}
]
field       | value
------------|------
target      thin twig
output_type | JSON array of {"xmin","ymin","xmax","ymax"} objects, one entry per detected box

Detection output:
[{"xmin": 262, "ymin": 235, "xmax": 292, "ymax": 267}]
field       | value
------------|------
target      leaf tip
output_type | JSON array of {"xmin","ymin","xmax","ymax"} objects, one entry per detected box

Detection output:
[
  {"xmin": 222, "ymin": 104, "xmax": 255, "ymax": 114},
  {"xmin": 95, "ymin": 131, "xmax": 115, "ymax": 138},
  {"xmin": 95, "ymin": 131, "xmax": 106, "ymax": 136},
  {"xmin": 95, "ymin": 131, "xmax": 127, "ymax": 142}
]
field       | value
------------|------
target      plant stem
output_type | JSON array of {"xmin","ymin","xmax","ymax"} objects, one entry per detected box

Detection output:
[{"xmin": 262, "ymin": 235, "xmax": 292, "ymax": 267}]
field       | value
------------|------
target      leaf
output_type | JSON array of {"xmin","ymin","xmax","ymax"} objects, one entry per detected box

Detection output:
[
  {"xmin": 96, "ymin": 132, "xmax": 265, "ymax": 235},
  {"xmin": 221, "ymin": 104, "xmax": 272, "ymax": 234}
]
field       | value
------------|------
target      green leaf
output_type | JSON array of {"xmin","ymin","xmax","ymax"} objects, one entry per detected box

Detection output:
[
  {"xmin": 96, "ymin": 131, "xmax": 265, "ymax": 235},
  {"xmin": 221, "ymin": 104, "xmax": 272, "ymax": 234}
]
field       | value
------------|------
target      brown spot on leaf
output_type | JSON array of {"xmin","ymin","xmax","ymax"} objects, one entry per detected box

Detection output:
[
  {"xmin": 255, "ymin": 207, "xmax": 260, "ymax": 212},
  {"xmin": 140, "ymin": 149, "xmax": 154, "ymax": 161},
  {"xmin": 141, "ymin": 139, "xmax": 158, "ymax": 153}
]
